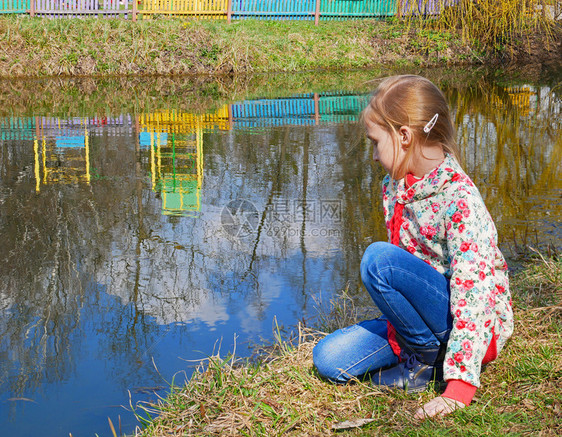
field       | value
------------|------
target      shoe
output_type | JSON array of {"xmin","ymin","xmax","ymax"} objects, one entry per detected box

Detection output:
[{"xmin": 374, "ymin": 336, "xmax": 445, "ymax": 393}]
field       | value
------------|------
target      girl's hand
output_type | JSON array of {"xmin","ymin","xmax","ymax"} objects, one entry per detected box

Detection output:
[{"xmin": 414, "ymin": 396, "xmax": 465, "ymax": 420}]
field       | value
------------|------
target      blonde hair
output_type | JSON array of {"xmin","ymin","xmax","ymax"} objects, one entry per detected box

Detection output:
[{"xmin": 363, "ymin": 75, "xmax": 459, "ymax": 179}]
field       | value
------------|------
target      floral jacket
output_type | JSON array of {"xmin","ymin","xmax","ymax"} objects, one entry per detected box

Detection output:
[{"xmin": 381, "ymin": 155, "xmax": 514, "ymax": 387}]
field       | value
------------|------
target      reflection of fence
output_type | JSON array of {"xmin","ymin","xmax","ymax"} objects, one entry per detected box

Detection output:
[
  {"xmin": 0, "ymin": 117, "xmax": 35, "ymax": 140},
  {"xmin": 231, "ymin": 98, "xmax": 316, "ymax": 128},
  {"xmin": 505, "ymin": 86, "xmax": 534, "ymax": 117},
  {"xmin": 37, "ymin": 115, "xmax": 134, "ymax": 136},
  {"xmin": 139, "ymin": 107, "xmax": 229, "ymax": 134},
  {"xmin": 145, "ymin": 130, "xmax": 204, "ymax": 216},
  {"xmin": 231, "ymin": 92, "xmax": 369, "ymax": 128},
  {"xmin": 33, "ymin": 120, "xmax": 90, "ymax": 192},
  {"xmin": 139, "ymin": 107, "xmax": 228, "ymax": 216},
  {"xmin": 491, "ymin": 86, "xmax": 536, "ymax": 117},
  {"xmin": 318, "ymin": 92, "xmax": 370, "ymax": 122},
  {"xmin": 4, "ymin": 92, "xmax": 368, "ymax": 203}
]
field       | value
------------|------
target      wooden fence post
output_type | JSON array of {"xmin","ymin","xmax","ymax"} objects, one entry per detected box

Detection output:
[
  {"xmin": 314, "ymin": 0, "xmax": 320, "ymax": 26},
  {"xmin": 30, "ymin": 0, "xmax": 35, "ymax": 17},
  {"xmin": 133, "ymin": 0, "xmax": 137, "ymax": 22},
  {"xmin": 228, "ymin": 104, "xmax": 233, "ymax": 131},
  {"xmin": 227, "ymin": 0, "xmax": 232, "ymax": 24},
  {"xmin": 313, "ymin": 93, "xmax": 320, "ymax": 125}
]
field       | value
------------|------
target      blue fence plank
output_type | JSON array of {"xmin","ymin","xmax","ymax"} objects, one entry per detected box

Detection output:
[{"xmin": 232, "ymin": 0, "xmax": 317, "ymax": 20}]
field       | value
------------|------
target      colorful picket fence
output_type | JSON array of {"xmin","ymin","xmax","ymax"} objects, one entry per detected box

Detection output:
[
  {"xmin": 0, "ymin": 0, "xmax": 403, "ymax": 19},
  {"xmin": 144, "ymin": 0, "xmax": 399, "ymax": 20},
  {"xmin": 1, "ymin": 0, "xmax": 459, "ymax": 19}
]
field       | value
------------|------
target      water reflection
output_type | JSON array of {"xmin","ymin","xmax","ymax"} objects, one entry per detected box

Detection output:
[
  {"xmin": 139, "ymin": 108, "xmax": 229, "ymax": 217},
  {"xmin": 450, "ymin": 82, "xmax": 561, "ymax": 253},
  {"xmin": 0, "ymin": 76, "xmax": 560, "ymax": 436}
]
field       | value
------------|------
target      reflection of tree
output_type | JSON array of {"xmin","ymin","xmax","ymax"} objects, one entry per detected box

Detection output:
[
  {"xmin": 447, "ymin": 80, "xmax": 561, "ymax": 252},
  {"xmin": 0, "ymin": 185, "xmax": 85, "ymax": 394}
]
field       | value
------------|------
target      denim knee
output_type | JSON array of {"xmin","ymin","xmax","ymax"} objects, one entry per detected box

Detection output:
[
  {"xmin": 313, "ymin": 319, "xmax": 397, "ymax": 384},
  {"xmin": 313, "ymin": 336, "xmax": 345, "ymax": 383},
  {"xmin": 360, "ymin": 241, "xmax": 394, "ymax": 289}
]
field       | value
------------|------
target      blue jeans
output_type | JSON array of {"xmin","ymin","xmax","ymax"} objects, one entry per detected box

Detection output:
[{"xmin": 313, "ymin": 242, "xmax": 452, "ymax": 383}]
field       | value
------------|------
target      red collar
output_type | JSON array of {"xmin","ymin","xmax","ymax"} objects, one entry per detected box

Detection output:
[{"xmin": 405, "ymin": 173, "xmax": 421, "ymax": 188}]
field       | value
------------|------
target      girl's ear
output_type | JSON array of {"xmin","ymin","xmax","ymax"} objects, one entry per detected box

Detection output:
[{"xmin": 398, "ymin": 126, "xmax": 413, "ymax": 149}]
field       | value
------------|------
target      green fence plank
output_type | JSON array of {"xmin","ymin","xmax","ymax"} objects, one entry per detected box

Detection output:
[{"xmin": 0, "ymin": 0, "xmax": 30, "ymax": 14}]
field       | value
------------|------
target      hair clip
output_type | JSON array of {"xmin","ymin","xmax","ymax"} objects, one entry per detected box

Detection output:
[{"xmin": 423, "ymin": 113, "xmax": 439, "ymax": 133}]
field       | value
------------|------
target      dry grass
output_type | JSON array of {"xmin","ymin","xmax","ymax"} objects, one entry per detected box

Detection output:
[
  {"xmin": 132, "ymin": 326, "xmax": 421, "ymax": 436},
  {"xmin": 133, "ymin": 256, "xmax": 561, "ymax": 436},
  {"xmin": 404, "ymin": 0, "xmax": 557, "ymax": 51},
  {"xmin": 0, "ymin": 16, "xmax": 475, "ymax": 79}
]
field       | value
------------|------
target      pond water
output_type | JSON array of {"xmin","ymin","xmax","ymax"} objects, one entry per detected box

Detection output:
[{"xmin": 0, "ymin": 69, "xmax": 560, "ymax": 436}]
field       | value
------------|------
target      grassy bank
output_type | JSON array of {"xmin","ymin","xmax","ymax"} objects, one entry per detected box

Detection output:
[
  {"xmin": 0, "ymin": 2, "xmax": 560, "ymax": 79},
  {"xmin": 0, "ymin": 17, "xmax": 478, "ymax": 78},
  {"xmin": 132, "ymin": 255, "xmax": 561, "ymax": 436}
]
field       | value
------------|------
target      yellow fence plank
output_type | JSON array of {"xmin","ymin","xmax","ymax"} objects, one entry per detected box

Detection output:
[{"xmin": 140, "ymin": 0, "xmax": 229, "ymax": 19}]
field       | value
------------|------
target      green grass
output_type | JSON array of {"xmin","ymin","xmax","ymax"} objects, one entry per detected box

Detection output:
[
  {"xmin": 0, "ymin": 16, "xmax": 480, "ymax": 78},
  {"xmin": 132, "ymin": 255, "xmax": 561, "ymax": 436},
  {"xmin": 1, "ymin": 7, "xmax": 558, "ymax": 79}
]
